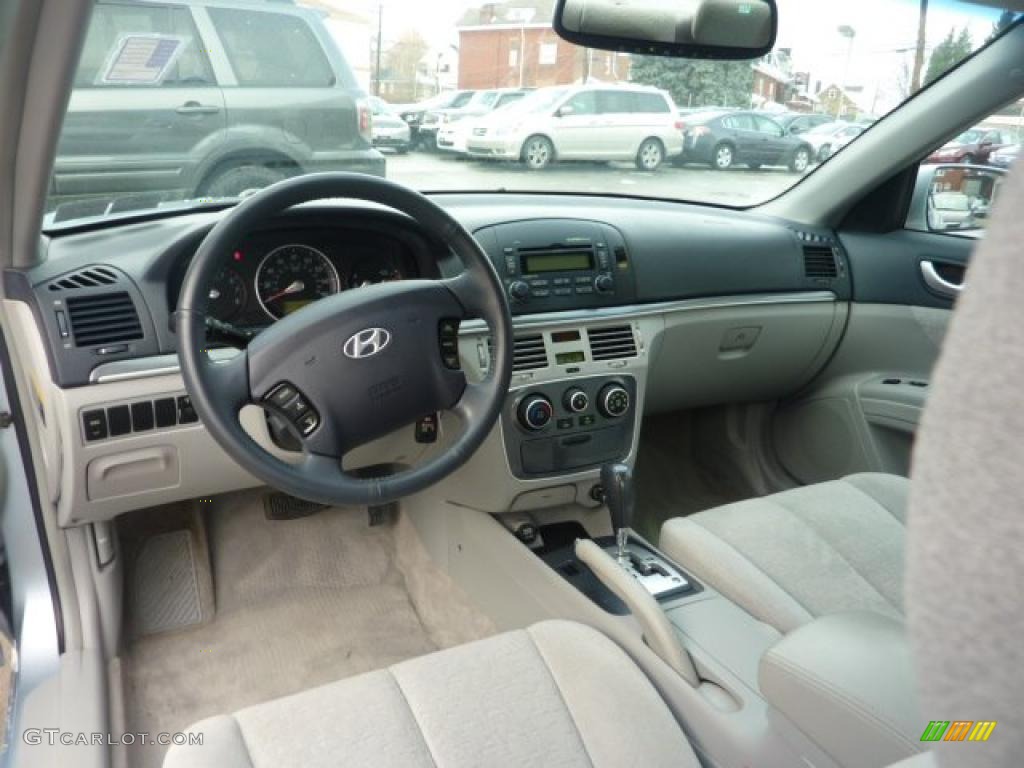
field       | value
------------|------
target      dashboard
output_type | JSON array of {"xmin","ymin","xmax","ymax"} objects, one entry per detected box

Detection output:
[{"xmin": 5, "ymin": 193, "xmax": 853, "ymax": 524}]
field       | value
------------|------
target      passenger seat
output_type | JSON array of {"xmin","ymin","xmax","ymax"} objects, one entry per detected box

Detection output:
[{"xmin": 659, "ymin": 473, "xmax": 908, "ymax": 633}]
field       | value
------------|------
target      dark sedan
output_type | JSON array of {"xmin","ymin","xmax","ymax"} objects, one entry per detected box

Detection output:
[{"xmin": 677, "ymin": 110, "xmax": 814, "ymax": 172}]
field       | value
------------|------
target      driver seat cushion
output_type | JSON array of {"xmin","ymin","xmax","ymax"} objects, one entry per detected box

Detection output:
[
  {"xmin": 660, "ymin": 473, "xmax": 909, "ymax": 634},
  {"xmin": 163, "ymin": 620, "xmax": 699, "ymax": 768}
]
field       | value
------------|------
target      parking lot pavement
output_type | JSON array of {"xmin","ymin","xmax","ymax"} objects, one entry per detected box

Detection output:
[{"xmin": 383, "ymin": 149, "xmax": 805, "ymax": 207}]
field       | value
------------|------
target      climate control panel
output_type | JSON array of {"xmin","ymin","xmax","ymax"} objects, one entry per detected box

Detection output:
[{"xmin": 502, "ymin": 375, "xmax": 637, "ymax": 478}]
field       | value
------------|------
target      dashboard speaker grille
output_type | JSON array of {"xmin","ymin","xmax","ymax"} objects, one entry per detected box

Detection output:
[
  {"xmin": 803, "ymin": 246, "xmax": 838, "ymax": 278},
  {"xmin": 512, "ymin": 334, "xmax": 548, "ymax": 371},
  {"xmin": 66, "ymin": 292, "xmax": 143, "ymax": 347},
  {"xmin": 588, "ymin": 325, "xmax": 637, "ymax": 360},
  {"xmin": 47, "ymin": 266, "xmax": 120, "ymax": 291}
]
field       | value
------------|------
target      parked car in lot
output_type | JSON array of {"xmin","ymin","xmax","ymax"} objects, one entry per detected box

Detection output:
[
  {"xmin": 368, "ymin": 97, "xmax": 411, "ymax": 153},
  {"xmin": 51, "ymin": 0, "xmax": 383, "ymax": 208},
  {"xmin": 924, "ymin": 127, "xmax": 1012, "ymax": 164},
  {"xmin": 678, "ymin": 110, "xmax": 813, "ymax": 172},
  {"xmin": 434, "ymin": 89, "xmax": 530, "ymax": 152},
  {"xmin": 398, "ymin": 90, "xmax": 474, "ymax": 149},
  {"xmin": 988, "ymin": 142, "xmax": 1019, "ymax": 170},
  {"xmin": 466, "ymin": 84, "xmax": 683, "ymax": 170},
  {"xmin": 771, "ymin": 111, "xmax": 834, "ymax": 136},
  {"xmin": 801, "ymin": 121, "xmax": 866, "ymax": 161}
]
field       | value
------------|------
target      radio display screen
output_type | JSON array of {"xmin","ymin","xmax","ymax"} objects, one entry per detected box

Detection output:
[{"xmin": 522, "ymin": 250, "xmax": 593, "ymax": 274}]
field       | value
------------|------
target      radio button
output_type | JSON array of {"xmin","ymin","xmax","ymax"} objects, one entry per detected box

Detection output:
[
  {"xmin": 531, "ymin": 289, "xmax": 551, "ymax": 298},
  {"xmin": 509, "ymin": 280, "xmax": 530, "ymax": 301},
  {"xmin": 574, "ymin": 276, "xmax": 591, "ymax": 284},
  {"xmin": 575, "ymin": 285, "xmax": 594, "ymax": 295},
  {"xmin": 554, "ymin": 287, "xmax": 572, "ymax": 296},
  {"xmin": 594, "ymin": 274, "xmax": 614, "ymax": 294},
  {"xmin": 553, "ymin": 277, "xmax": 572, "ymax": 286},
  {"xmin": 529, "ymin": 279, "xmax": 549, "ymax": 287}
]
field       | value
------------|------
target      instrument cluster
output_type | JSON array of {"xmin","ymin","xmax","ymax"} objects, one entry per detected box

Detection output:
[{"xmin": 195, "ymin": 227, "xmax": 420, "ymax": 326}]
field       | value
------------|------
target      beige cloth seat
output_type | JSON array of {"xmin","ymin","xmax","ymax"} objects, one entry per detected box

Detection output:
[
  {"xmin": 660, "ymin": 473, "xmax": 909, "ymax": 633},
  {"xmin": 164, "ymin": 620, "xmax": 700, "ymax": 768}
]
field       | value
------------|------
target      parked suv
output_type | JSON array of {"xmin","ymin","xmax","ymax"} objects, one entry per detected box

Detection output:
[
  {"xmin": 677, "ymin": 110, "xmax": 813, "ymax": 172},
  {"xmin": 466, "ymin": 85, "xmax": 683, "ymax": 170},
  {"xmin": 51, "ymin": 0, "xmax": 383, "ymax": 208}
]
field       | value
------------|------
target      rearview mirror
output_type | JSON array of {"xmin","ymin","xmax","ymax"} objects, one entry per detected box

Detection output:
[
  {"xmin": 554, "ymin": 0, "xmax": 777, "ymax": 59},
  {"xmin": 907, "ymin": 164, "xmax": 1008, "ymax": 236}
]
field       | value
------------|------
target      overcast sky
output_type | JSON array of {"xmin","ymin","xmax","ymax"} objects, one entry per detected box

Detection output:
[{"xmin": 347, "ymin": 0, "xmax": 1008, "ymax": 114}]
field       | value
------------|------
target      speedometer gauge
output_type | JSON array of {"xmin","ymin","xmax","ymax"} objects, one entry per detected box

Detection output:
[{"xmin": 255, "ymin": 244, "xmax": 340, "ymax": 320}]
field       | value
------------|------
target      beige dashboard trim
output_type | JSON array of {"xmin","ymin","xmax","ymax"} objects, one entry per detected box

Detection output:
[{"xmin": 89, "ymin": 291, "xmax": 836, "ymax": 384}]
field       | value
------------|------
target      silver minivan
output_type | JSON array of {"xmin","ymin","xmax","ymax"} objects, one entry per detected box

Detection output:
[
  {"xmin": 466, "ymin": 84, "xmax": 684, "ymax": 170},
  {"xmin": 51, "ymin": 0, "xmax": 383, "ymax": 212}
]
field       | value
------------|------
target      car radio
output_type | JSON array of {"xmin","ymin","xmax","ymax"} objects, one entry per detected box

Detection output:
[{"xmin": 475, "ymin": 219, "xmax": 637, "ymax": 313}]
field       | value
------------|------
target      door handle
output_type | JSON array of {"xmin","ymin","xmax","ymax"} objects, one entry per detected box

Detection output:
[
  {"xmin": 920, "ymin": 260, "xmax": 964, "ymax": 299},
  {"xmin": 176, "ymin": 101, "xmax": 220, "ymax": 115}
]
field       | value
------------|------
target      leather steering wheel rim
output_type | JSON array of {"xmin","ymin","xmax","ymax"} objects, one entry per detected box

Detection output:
[{"xmin": 177, "ymin": 173, "xmax": 513, "ymax": 506}]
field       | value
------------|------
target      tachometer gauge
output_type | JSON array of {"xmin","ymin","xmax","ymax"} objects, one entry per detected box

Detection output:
[
  {"xmin": 348, "ymin": 257, "xmax": 404, "ymax": 288},
  {"xmin": 255, "ymin": 244, "xmax": 340, "ymax": 320},
  {"xmin": 207, "ymin": 267, "xmax": 246, "ymax": 321}
]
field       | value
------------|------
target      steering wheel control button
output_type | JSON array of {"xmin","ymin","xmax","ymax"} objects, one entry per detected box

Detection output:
[
  {"xmin": 415, "ymin": 413, "xmax": 439, "ymax": 443},
  {"xmin": 518, "ymin": 394, "xmax": 554, "ymax": 431},
  {"xmin": 177, "ymin": 395, "xmax": 199, "ymax": 424},
  {"xmin": 82, "ymin": 409, "xmax": 108, "ymax": 441},
  {"xmin": 438, "ymin": 318, "xmax": 461, "ymax": 369},
  {"xmin": 107, "ymin": 405, "xmax": 131, "ymax": 436},
  {"xmin": 297, "ymin": 410, "xmax": 319, "ymax": 436},
  {"xmin": 280, "ymin": 394, "xmax": 310, "ymax": 421},
  {"xmin": 563, "ymin": 388, "xmax": 589, "ymax": 413},
  {"xmin": 131, "ymin": 401, "xmax": 155, "ymax": 432},
  {"xmin": 598, "ymin": 384, "xmax": 630, "ymax": 418},
  {"xmin": 266, "ymin": 383, "xmax": 298, "ymax": 409}
]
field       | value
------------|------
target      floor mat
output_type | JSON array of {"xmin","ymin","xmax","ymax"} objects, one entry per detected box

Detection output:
[{"xmin": 119, "ymin": 493, "xmax": 450, "ymax": 768}]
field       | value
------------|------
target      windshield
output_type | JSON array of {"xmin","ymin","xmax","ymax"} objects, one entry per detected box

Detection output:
[{"xmin": 45, "ymin": 0, "xmax": 1022, "ymax": 228}]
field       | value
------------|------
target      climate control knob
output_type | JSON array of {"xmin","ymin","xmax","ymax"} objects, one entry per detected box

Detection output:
[
  {"xmin": 597, "ymin": 384, "xmax": 630, "ymax": 418},
  {"xmin": 508, "ymin": 280, "xmax": 530, "ymax": 302},
  {"xmin": 594, "ymin": 274, "xmax": 614, "ymax": 294},
  {"xmin": 563, "ymin": 387, "xmax": 589, "ymax": 413},
  {"xmin": 518, "ymin": 394, "xmax": 554, "ymax": 431}
]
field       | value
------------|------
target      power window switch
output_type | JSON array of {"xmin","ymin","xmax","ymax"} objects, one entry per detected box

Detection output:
[{"xmin": 82, "ymin": 410, "xmax": 108, "ymax": 441}]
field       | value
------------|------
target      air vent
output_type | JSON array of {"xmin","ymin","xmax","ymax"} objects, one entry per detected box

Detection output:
[
  {"xmin": 66, "ymin": 292, "xmax": 143, "ymax": 348},
  {"xmin": 803, "ymin": 246, "xmax": 838, "ymax": 279},
  {"xmin": 48, "ymin": 266, "xmax": 120, "ymax": 292},
  {"xmin": 512, "ymin": 334, "xmax": 548, "ymax": 371},
  {"xmin": 588, "ymin": 325, "xmax": 637, "ymax": 361}
]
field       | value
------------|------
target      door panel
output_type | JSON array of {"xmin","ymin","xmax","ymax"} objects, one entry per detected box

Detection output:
[{"xmin": 550, "ymin": 91, "xmax": 600, "ymax": 157}]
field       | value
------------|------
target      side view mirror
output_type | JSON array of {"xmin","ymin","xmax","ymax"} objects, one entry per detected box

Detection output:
[
  {"xmin": 908, "ymin": 163, "xmax": 1007, "ymax": 235},
  {"xmin": 554, "ymin": 0, "xmax": 777, "ymax": 59},
  {"xmin": 556, "ymin": 105, "xmax": 575, "ymax": 117},
  {"xmin": 790, "ymin": 125, "xmax": 803, "ymax": 135}
]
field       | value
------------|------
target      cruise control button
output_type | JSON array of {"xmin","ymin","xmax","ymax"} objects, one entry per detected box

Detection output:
[
  {"xmin": 297, "ymin": 411, "xmax": 319, "ymax": 435},
  {"xmin": 442, "ymin": 352, "xmax": 460, "ymax": 369},
  {"xmin": 438, "ymin": 319, "xmax": 460, "ymax": 338},
  {"xmin": 279, "ymin": 395, "xmax": 309, "ymax": 421}
]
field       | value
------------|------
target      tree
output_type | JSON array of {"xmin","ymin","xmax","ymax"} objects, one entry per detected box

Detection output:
[
  {"xmin": 923, "ymin": 27, "xmax": 973, "ymax": 86},
  {"xmin": 384, "ymin": 31, "xmax": 429, "ymax": 99},
  {"xmin": 629, "ymin": 56, "xmax": 755, "ymax": 109},
  {"xmin": 988, "ymin": 10, "xmax": 1017, "ymax": 42}
]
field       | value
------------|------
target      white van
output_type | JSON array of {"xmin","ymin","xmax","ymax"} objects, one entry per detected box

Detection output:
[{"xmin": 466, "ymin": 84, "xmax": 683, "ymax": 170}]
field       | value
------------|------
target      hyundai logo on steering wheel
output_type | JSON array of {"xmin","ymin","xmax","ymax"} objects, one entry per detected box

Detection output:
[{"xmin": 343, "ymin": 327, "xmax": 391, "ymax": 359}]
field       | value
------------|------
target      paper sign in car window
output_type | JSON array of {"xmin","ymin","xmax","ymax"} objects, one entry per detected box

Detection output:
[{"xmin": 99, "ymin": 34, "xmax": 186, "ymax": 85}]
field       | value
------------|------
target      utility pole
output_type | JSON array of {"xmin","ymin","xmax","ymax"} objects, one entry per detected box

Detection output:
[
  {"xmin": 910, "ymin": 0, "xmax": 928, "ymax": 94},
  {"xmin": 374, "ymin": 4, "xmax": 383, "ymax": 97},
  {"xmin": 837, "ymin": 25, "xmax": 856, "ymax": 119}
]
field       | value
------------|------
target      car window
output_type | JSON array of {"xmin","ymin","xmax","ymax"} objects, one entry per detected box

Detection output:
[
  {"xmin": 598, "ymin": 90, "xmax": 635, "ymax": 114},
  {"xmin": 634, "ymin": 92, "xmax": 670, "ymax": 114},
  {"xmin": 168, "ymin": 7, "xmax": 214, "ymax": 86},
  {"xmin": 562, "ymin": 91, "xmax": 597, "ymax": 116},
  {"xmin": 723, "ymin": 114, "xmax": 755, "ymax": 131},
  {"xmin": 496, "ymin": 92, "xmax": 524, "ymax": 108},
  {"xmin": 208, "ymin": 7, "xmax": 333, "ymax": 87},
  {"xmin": 754, "ymin": 116, "xmax": 782, "ymax": 135},
  {"xmin": 451, "ymin": 92, "xmax": 474, "ymax": 108}
]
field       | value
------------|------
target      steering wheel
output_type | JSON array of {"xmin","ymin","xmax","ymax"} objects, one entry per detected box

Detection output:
[{"xmin": 177, "ymin": 173, "xmax": 513, "ymax": 505}]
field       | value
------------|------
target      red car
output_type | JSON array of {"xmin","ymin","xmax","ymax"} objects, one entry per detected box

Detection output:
[{"xmin": 924, "ymin": 127, "xmax": 1011, "ymax": 164}]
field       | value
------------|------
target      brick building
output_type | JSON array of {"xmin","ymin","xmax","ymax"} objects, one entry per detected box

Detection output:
[{"xmin": 457, "ymin": 0, "xmax": 627, "ymax": 90}]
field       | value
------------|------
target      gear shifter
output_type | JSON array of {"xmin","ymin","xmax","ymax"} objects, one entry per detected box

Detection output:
[{"xmin": 601, "ymin": 462, "xmax": 634, "ymax": 565}]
